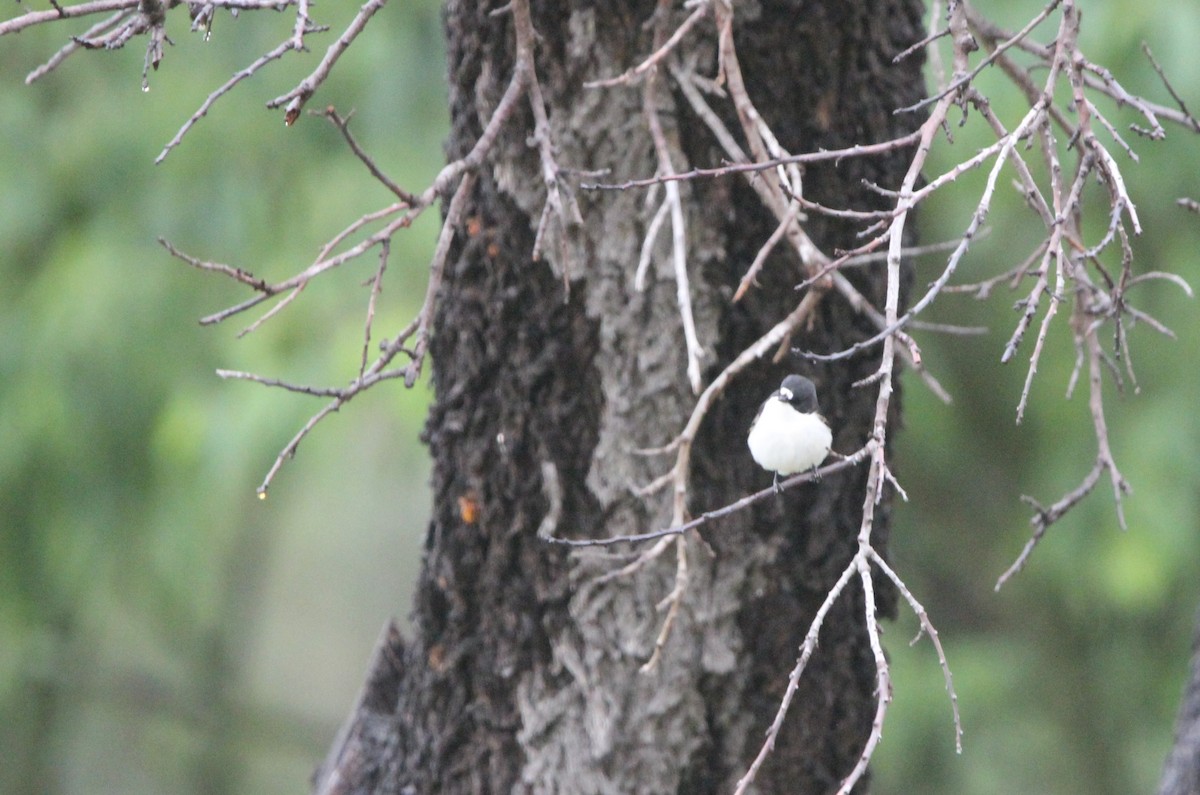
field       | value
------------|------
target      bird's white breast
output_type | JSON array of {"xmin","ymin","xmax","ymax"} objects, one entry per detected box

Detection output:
[{"xmin": 747, "ymin": 399, "xmax": 832, "ymax": 476}]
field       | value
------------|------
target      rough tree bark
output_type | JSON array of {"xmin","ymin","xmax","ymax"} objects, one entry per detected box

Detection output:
[
  {"xmin": 318, "ymin": 2, "xmax": 925, "ymax": 793},
  {"xmin": 1161, "ymin": 608, "xmax": 1200, "ymax": 795}
]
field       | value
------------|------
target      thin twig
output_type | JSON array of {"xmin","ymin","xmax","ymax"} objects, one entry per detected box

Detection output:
[
  {"xmin": 580, "ymin": 130, "xmax": 924, "ymax": 192},
  {"xmin": 157, "ymin": 37, "xmax": 299, "ymax": 163},
  {"xmin": 318, "ymin": 108, "xmax": 417, "ymax": 202},
  {"xmin": 641, "ymin": 1, "xmax": 703, "ymax": 392},
  {"xmin": 0, "ymin": 0, "xmax": 137, "ymax": 35},
  {"xmin": 546, "ymin": 448, "xmax": 870, "ymax": 548},
  {"xmin": 584, "ymin": 2, "xmax": 708, "ymax": 89},
  {"xmin": 267, "ymin": 0, "xmax": 387, "ymax": 125},
  {"xmin": 246, "ymin": 172, "xmax": 475, "ymax": 496},
  {"xmin": 24, "ymin": 9, "xmax": 128, "ymax": 83}
]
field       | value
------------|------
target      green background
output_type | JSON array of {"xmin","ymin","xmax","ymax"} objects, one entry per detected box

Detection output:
[{"xmin": 1, "ymin": 2, "xmax": 1197, "ymax": 793}]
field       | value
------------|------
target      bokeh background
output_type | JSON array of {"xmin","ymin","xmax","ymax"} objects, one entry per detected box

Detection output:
[{"xmin": 1, "ymin": 2, "xmax": 1198, "ymax": 793}]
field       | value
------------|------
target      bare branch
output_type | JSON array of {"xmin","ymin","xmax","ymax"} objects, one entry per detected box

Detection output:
[
  {"xmin": 583, "ymin": 2, "xmax": 707, "ymax": 89},
  {"xmin": 580, "ymin": 130, "xmax": 924, "ymax": 193},
  {"xmin": 545, "ymin": 447, "xmax": 871, "ymax": 548},
  {"xmin": 898, "ymin": 0, "xmax": 1063, "ymax": 115},
  {"xmin": 242, "ymin": 171, "xmax": 475, "ymax": 496},
  {"xmin": 802, "ymin": 100, "xmax": 1048, "ymax": 363},
  {"xmin": 641, "ymin": 3, "xmax": 703, "ymax": 392},
  {"xmin": 158, "ymin": 238, "xmax": 273, "ymax": 293},
  {"xmin": 317, "ymin": 107, "xmax": 417, "ymax": 203},
  {"xmin": 25, "ymin": 9, "xmax": 128, "ymax": 83},
  {"xmin": 402, "ymin": 172, "xmax": 476, "ymax": 388},
  {"xmin": 267, "ymin": 0, "xmax": 386, "ymax": 125},
  {"xmin": 733, "ymin": 200, "xmax": 801, "ymax": 302},
  {"xmin": 157, "ymin": 37, "xmax": 298, "ymax": 163},
  {"xmin": 360, "ymin": 239, "xmax": 389, "ymax": 379},
  {"xmin": 732, "ymin": 554, "xmax": 861, "ymax": 795},
  {"xmin": 512, "ymin": 0, "xmax": 584, "ymax": 291},
  {"xmin": 1141, "ymin": 42, "xmax": 1200, "ymax": 132},
  {"xmin": 871, "ymin": 548, "xmax": 962, "ymax": 753},
  {"xmin": 634, "ymin": 198, "xmax": 671, "ymax": 291},
  {"xmin": 0, "ymin": 0, "xmax": 137, "ymax": 35},
  {"xmin": 639, "ymin": 536, "xmax": 688, "ymax": 673}
]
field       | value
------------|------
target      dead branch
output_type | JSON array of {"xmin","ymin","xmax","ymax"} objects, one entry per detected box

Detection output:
[
  {"xmin": 155, "ymin": 37, "xmax": 299, "ymax": 163},
  {"xmin": 267, "ymin": 0, "xmax": 386, "ymax": 125},
  {"xmin": 545, "ymin": 446, "xmax": 871, "ymax": 548},
  {"xmin": 584, "ymin": 1, "xmax": 708, "ymax": 89},
  {"xmin": 235, "ymin": 171, "xmax": 475, "ymax": 497}
]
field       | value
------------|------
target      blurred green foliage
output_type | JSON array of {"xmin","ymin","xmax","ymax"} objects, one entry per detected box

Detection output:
[
  {"xmin": 1, "ymin": 2, "xmax": 1198, "ymax": 794},
  {"xmin": 877, "ymin": 3, "xmax": 1200, "ymax": 793},
  {"xmin": 1, "ymin": 3, "xmax": 444, "ymax": 793}
]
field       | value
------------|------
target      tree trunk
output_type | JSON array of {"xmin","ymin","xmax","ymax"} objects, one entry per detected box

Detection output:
[
  {"xmin": 316, "ymin": 2, "xmax": 925, "ymax": 792},
  {"xmin": 1160, "ymin": 607, "xmax": 1200, "ymax": 795}
]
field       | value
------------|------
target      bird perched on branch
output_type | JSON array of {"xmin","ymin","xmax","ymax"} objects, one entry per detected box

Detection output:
[{"xmin": 747, "ymin": 374, "xmax": 832, "ymax": 491}]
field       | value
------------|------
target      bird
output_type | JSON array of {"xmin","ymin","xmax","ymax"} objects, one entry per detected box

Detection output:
[{"xmin": 747, "ymin": 374, "xmax": 832, "ymax": 491}]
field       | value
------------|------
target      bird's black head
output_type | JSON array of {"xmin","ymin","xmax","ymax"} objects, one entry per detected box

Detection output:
[{"xmin": 778, "ymin": 375, "xmax": 819, "ymax": 413}]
